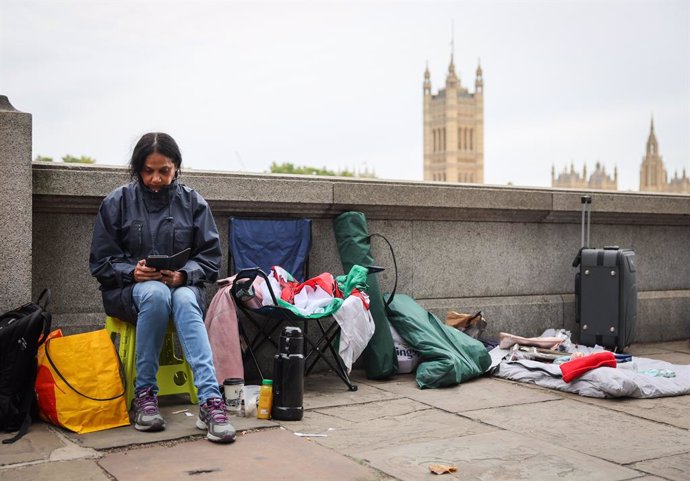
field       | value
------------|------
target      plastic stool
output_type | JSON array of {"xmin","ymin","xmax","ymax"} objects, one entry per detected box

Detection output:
[{"xmin": 105, "ymin": 316, "xmax": 198, "ymax": 408}]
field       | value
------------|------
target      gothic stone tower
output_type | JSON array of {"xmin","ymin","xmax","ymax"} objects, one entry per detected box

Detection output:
[
  {"xmin": 639, "ymin": 118, "xmax": 668, "ymax": 192},
  {"xmin": 423, "ymin": 55, "xmax": 484, "ymax": 183},
  {"xmin": 639, "ymin": 118, "xmax": 689, "ymax": 193}
]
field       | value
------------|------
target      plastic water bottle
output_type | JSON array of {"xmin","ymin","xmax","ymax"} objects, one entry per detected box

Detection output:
[
  {"xmin": 257, "ymin": 379, "xmax": 273, "ymax": 420},
  {"xmin": 271, "ymin": 326, "xmax": 305, "ymax": 421}
]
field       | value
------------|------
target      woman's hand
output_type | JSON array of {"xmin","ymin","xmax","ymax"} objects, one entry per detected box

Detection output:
[
  {"xmin": 160, "ymin": 269, "xmax": 186, "ymax": 288},
  {"xmin": 134, "ymin": 259, "xmax": 162, "ymax": 283}
]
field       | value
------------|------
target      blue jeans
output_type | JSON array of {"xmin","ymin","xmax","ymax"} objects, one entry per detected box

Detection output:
[{"xmin": 132, "ymin": 281, "xmax": 220, "ymax": 404}]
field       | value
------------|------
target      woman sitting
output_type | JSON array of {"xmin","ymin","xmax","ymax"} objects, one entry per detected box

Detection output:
[{"xmin": 89, "ymin": 132, "xmax": 234, "ymax": 443}]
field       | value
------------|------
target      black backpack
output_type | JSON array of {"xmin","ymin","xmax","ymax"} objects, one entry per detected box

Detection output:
[{"xmin": 0, "ymin": 289, "xmax": 51, "ymax": 444}]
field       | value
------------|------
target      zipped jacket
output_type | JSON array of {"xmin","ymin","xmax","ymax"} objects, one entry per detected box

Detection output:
[{"xmin": 89, "ymin": 180, "xmax": 221, "ymax": 323}]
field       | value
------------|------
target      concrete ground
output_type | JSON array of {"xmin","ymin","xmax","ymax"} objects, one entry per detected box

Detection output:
[{"xmin": 2, "ymin": 340, "xmax": 690, "ymax": 481}]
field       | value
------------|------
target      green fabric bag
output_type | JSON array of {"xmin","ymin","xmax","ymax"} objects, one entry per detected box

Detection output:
[
  {"xmin": 332, "ymin": 211, "xmax": 398, "ymax": 379},
  {"xmin": 385, "ymin": 293, "xmax": 491, "ymax": 388}
]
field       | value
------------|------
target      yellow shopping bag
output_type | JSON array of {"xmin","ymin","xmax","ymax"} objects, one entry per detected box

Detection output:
[{"xmin": 35, "ymin": 329, "xmax": 129, "ymax": 434}]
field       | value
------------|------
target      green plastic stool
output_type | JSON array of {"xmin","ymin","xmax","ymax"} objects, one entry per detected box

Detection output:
[{"xmin": 105, "ymin": 316, "xmax": 198, "ymax": 408}]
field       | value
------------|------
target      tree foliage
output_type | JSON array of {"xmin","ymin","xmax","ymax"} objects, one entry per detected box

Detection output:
[
  {"xmin": 62, "ymin": 155, "xmax": 96, "ymax": 164},
  {"xmin": 268, "ymin": 162, "xmax": 356, "ymax": 177},
  {"xmin": 34, "ymin": 155, "xmax": 53, "ymax": 162}
]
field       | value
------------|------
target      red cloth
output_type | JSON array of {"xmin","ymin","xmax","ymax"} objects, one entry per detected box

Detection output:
[
  {"xmin": 279, "ymin": 272, "xmax": 343, "ymax": 304},
  {"xmin": 560, "ymin": 351, "xmax": 617, "ymax": 383}
]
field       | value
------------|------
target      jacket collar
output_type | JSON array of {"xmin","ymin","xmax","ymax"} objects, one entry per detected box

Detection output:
[{"xmin": 138, "ymin": 179, "xmax": 178, "ymax": 212}]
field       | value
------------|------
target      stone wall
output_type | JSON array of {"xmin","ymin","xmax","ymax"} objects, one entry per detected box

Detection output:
[
  {"xmin": 0, "ymin": 96, "xmax": 32, "ymax": 312},
  {"xmin": 30, "ymin": 162, "xmax": 690, "ymax": 344}
]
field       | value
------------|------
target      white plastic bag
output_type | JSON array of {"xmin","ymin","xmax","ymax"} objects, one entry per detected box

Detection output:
[
  {"xmin": 240, "ymin": 385, "xmax": 260, "ymax": 417},
  {"xmin": 390, "ymin": 325, "xmax": 420, "ymax": 374}
]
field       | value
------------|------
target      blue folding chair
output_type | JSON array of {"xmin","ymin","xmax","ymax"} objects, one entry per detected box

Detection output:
[
  {"xmin": 229, "ymin": 217, "xmax": 311, "ymax": 283},
  {"xmin": 228, "ymin": 217, "xmax": 359, "ymax": 391}
]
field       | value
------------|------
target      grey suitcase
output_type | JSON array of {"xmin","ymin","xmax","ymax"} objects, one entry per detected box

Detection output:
[{"xmin": 573, "ymin": 196, "xmax": 638, "ymax": 351}]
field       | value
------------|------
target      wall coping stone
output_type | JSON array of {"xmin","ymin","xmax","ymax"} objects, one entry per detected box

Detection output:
[{"xmin": 32, "ymin": 162, "xmax": 690, "ymax": 224}]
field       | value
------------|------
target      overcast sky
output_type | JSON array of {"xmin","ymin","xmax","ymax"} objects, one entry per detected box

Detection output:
[{"xmin": 1, "ymin": 0, "xmax": 688, "ymax": 191}]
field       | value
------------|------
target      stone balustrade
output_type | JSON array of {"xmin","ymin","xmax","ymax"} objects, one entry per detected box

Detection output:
[
  {"xmin": 2, "ymin": 96, "xmax": 688, "ymax": 349},
  {"xmin": 29, "ymin": 162, "xmax": 690, "ymax": 343}
]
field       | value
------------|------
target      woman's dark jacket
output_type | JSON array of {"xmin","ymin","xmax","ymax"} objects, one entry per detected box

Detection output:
[{"xmin": 89, "ymin": 180, "xmax": 222, "ymax": 323}]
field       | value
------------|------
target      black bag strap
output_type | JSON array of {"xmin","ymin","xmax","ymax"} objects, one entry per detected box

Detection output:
[
  {"xmin": 366, "ymin": 233, "xmax": 398, "ymax": 308},
  {"xmin": 35, "ymin": 288, "xmax": 51, "ymax": 311},
  {"xmin": 44, "ymin": 336, "xmax": 126, "ymax": 402},
  {"xmin": 1, "ymin": 378, "xmax": 35, "ymax": 444},
  {"xmin": 36, "ymin": 302, "xmax": 52, "ymax": 349},
  {"xmin": 231, "ymin": 268, "xmax": 279, "ymax": 305}
]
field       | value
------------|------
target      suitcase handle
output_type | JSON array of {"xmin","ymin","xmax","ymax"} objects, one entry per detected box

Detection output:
[
  {"xmin": 574, "ymin": 195, "xmax": 592, "ymax": 267},
  {"xmin": 580, "ymin": 195, "xmax": 592, "ymax": 248}
]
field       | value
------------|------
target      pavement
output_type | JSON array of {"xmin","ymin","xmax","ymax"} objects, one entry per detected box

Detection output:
[{"xmin": 2, "ymin": 340, "xmax": 690, "ymax": 481}]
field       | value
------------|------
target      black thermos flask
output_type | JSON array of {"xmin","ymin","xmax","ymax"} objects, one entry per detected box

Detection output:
[{"xmin": 271, "ymin": 326, "xmax": 304, "ymax": 421}]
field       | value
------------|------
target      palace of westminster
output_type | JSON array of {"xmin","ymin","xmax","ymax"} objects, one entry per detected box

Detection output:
[{"xmin": 422, "ymin": 54, "xmax": 689, "ymax": 194}]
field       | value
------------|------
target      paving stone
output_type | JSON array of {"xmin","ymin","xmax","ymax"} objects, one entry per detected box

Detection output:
[
  {"xmin": 0, "ymin": 423, "xmax": 64, "ymax": 466},
  {"xmin": 632, "ymin": 452, "xmax": 690, "ymax": 481},
  {"xmin": 315, "ymin": 397, "xmax": 430, "ymax": 422},
  {"xmin": 641, "ymin": 351, "xmax": 690, "ymax": 365},
  {"xmin": 627, "ymin": 343, "xmax": 675, "ymax": 356},
  {"xmin": 361, "ymin": 375, "xmax": 562, "ymax": 412},
  {"xmin": 48, "ymin": 438, "xmax": 100, "ymax": 462},
  {"xmin": 356, "ymin": 430, "xmax": 640, "ymax": 481},
  {"xmin": 656, "ymin": 340, "xmax": 690, "ymax": 354},
  {"xmin": 629, "ymin": 477, "xmax": 676, "ymax": 480},
  {"xmin": 561, "ymin": 391, "xmax": 690, "ymax": 430},
  {"xmin": 304, "ymin": 373, "xmax": 401, "ymax": 410},
  {"xmin": 464, "ymin": 398, "xmax": 690, "ymax": 464},
  {"xmin": 0, "ymin": 459, "xmax": 109, "ymax": 481},
  {"xmin": 283, "ymin": 401, "xmax": 495, "ymax": 455},
  {"xmin": 280, "ymin": 410, "xmax": 353, "ymax": 437},
  {"xmin": 4, "ymin": 341, "xmax": 690, "ymax": 479},
  {"xmin": 61, "ymin": 398, "xmax": 276, "ymax": 450},
  {"xmin": 98, "ymin": 428, "xmax": 395, "ymax": 481}
]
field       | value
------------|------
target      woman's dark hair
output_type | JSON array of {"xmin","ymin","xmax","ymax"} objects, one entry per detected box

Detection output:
[{"xmin": 129, "ymin": 132, "xmax": 182, "ymax": 180}]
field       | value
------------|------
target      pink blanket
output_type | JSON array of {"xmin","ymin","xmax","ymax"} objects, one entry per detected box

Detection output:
[{"xmin": 204, "ymin": 283, "xmax": 244, "ymax": 384}]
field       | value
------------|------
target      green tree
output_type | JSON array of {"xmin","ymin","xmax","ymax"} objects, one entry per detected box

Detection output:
[
  {"xmin": 62, "ymin": 155, "xmax": 96, "ymax": 164},
  {"xmin": 34, "ymin": 155, "xmax": 53, "ymax": 162},
  {"xmin": 268, "ymin": 162, "xmax": 356, "ymax": 177}
]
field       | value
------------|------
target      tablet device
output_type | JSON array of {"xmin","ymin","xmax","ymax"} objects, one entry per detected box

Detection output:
[{"xmin": 145, "ymin": 248, "xmax": 191, "ymax": 271}]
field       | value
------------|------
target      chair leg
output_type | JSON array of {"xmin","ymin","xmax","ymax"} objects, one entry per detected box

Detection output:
[
  {"xmin": 304, "ymin": 320, "xmax": 357, "ymax": 391},
  {"xmin": 237, "ymin": 305, "xmax": 287, "ymax": 381},
  {"xmin": 319, "ymin": 322, "xmax": 358, "ymax": 392},
  {"xmin": 238, "ymin": 320, "xmax": 264, "ymax": 380}
]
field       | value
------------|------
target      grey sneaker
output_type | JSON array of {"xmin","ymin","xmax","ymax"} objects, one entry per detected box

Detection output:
[
  {"xmin": 131, "ymin": 387, "xmax": 165, "ymax": 432},
  {"xmin": 196, "ymin": 398, "xmax": 236, "ymax": 443}
]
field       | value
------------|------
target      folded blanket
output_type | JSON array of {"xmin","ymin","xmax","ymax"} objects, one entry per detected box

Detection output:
[{"xmin": 491, "ymin": 346, "xmax": 690, "ymax": 398}]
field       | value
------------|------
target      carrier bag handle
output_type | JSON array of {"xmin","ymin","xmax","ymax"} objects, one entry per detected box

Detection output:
[
  {"xmin": 366, "ymin": 233, "xmax": 398, "ymax": 308},
  {"xmin": 44, "ymin": 336, "xmax": 126, "ymax": 402}
]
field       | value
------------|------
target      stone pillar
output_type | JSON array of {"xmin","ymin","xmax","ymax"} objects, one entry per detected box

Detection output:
[{"xmin": 0, "ymin": 95, "xmax": 32, "ymax": 311}]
